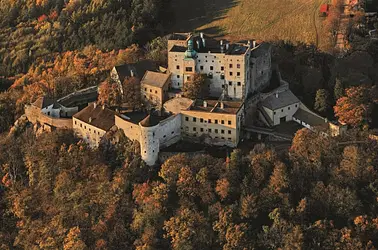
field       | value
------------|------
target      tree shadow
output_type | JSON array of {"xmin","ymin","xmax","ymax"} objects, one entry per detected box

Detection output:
[{"xmin": 169, "ymin": 0, "xmax": 238, "ymax": 36}]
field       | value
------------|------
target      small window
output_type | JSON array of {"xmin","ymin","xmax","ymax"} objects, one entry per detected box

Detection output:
[
  {"xmin": 222, "ymin": 137, "xmax": 225, "ymax": 140},
  {"xmin": 163, "ymin": 135, "xmax": 166, "ymax": 138},
  {"xmin": 228, "ymin": 81, "xmax": 232, "ymax": 86},
  {"xmin": 84, "ymin": 126, "xmax": 86, "ymax": 129},
  {"xmin": 171, "ymin": 131, "xmax": 174, "ymax": 134},
  {"xmin": 193, "ymin": 127, "xmax": 197, "ymax": 132},
  {"xmin": 221, "ymin": 66, "xmax": 224, "ymax": 71},
  {"xmin": 177, "ymin": 75, "xmax": 180, "ymax": 78},
  {"xmin": 89, "ymin": 128, "xmax": 91, "ymax": 132},
  {"xmin": 274, "ymin": 111, "xmax": 276, "ymax": 115},
  {"xmin": 208, "ymin": 74, "xmax": 213, "ymax": 79},
  {"xmin": 185, "ymin": 117, "xmax": 189, "ymax": 121},
  {"xmin": 221, "ymin": 129, "xmax": 225, "ymax": 134},
  {"xmin": 228, "ymin": 138, "xmax": 232, "ymax": 141},
  {"xmin": 210, "ymin": 66, "xmax": 213, "ymax": 70},
  {"xmin": 237, "ymin": 72, "xmax": 241, "ymax": 76},
  {"xmin": 215, "ymin": 119, "xmax": 218, "ymax": 124},
  {"xmin": 237, "ymin": 64, "xmax": 241, "ymax": 68},
  {"xmin": 288, "ymin": 107, "xmax": 291, "ymax": 110},
  {"xmin": 230, "ymin": 72, "xmax": 233, "ymax": 76},
  {"xmin": 215, "ymin": 129, "xmax": 218, "ymax": 134},
  {"xmin": 295, "ymin": 104, "xmax": 298, "ymax": 108},
  {"xmin": 208, "ymin": 129, "xmax": 212, "ymax": 133},
  {"xmin": 155, "ymin": 90, "xmax": 157, "ymax": 94},
  {"xmin": 228, "ymin": 121, "xmax": 231, "ymax": 125},
  {"xmin": 237, "ymin": 82, "xmax": 241, "ymax": 86},
  {"xmin": 200, "ymin": 128, "xmax": 204, "ymax": 132},
  {"xmin": 281, "ymin": 109, "xmax": 284, "ymax": 112},
  {"xmin": 145, "ymin": 88, "xmax": 147, "ymax": 91},
  {"xmin": 94, "ymin": 130, "xmax": 96, "ymax": 134},
  {"xmin": 228, "ymin": 130, "xmax": 231, "ymax": 134},
  {"xmin": 187, "ymin": 76, "xmax": 190, "ymax": 81},
  {"xmin": 193, "ymin": 117, "xmax": 197, "ymax": 122},
  {"xmin": 186, "ymin": 67, "xmax": 193, "ymax": 72},
  {"xmin": 176, "ymin": 65, "xmax": 180, "ymax": 69},
  {"xmin": 229, "ymin": 64, "xmax": 233, "ymax": 68},
  {"xmin": 200, "ymin": 66, "xmax": 204, "ymax": 70},
  {"xmin": 208, "ymin": 119, "xmax": 212, "ymax": 123},
  {"xmin": 150, "ymin": 89, "xmax": 152, "ymax": 93},
  {"xmin": 75, "ymin": 121, "xmax": 77, "ymax": 125},
  {"xmin": 221, "ymin": 120, "xmax": 225, "ymax": 124},
  {"xmin": 98, "ymin": 132, "xmax": 100, "ymax": 135},
  {"xmin": 221, "ymin": 74, "xmax": 225, "ymax": 80},
  {"xmin": 200, "ymin": 118, "xmax": 204, "ymax": 123}
]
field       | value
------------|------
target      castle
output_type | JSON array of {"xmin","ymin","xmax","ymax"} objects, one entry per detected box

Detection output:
[{"xmin": 25, "ymin": 33, "xmax": 347, "ymax": 166}]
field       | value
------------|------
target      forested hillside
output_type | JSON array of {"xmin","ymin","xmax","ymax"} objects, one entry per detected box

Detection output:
[
  {"xmin": 0, "ymin": 0, "xmax": 171, "ymax": 76},
  {"xmin": 1, "ymin": 127, "xmax": 378, "ymax": 249}
]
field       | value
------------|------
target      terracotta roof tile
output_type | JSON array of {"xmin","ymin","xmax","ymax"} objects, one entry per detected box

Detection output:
[{"xmin": 73, "ymin": 103, "xmax": 115, "ymax": 131}]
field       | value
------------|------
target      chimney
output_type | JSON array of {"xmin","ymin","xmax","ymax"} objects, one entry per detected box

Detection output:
[
  {"xmin": 130, "ymin": 69, "xmax": 134, "ymax": 77},
  {"xmin": 247, "ymin": 40, "xmax": 251, "ymax": 47},
  {"xmin": 89, "ymin": 117, "xmax": 92, "ymax": 123},
  {"xmin": 203, "ymin": 100, "xmax": 207, "ymax": 107},
  {"xmin": 275, "ymin": 92, "xmax": 279, "ymax": 98},
  {"xmin": 220, "ymin": 102, "xmax": 224, "ymax": 109},
  {"xmin": 220, "ymin": 40, "xmax": 223, "ymax": 46},
  {"xmin": 102, "ymin": 104, "xmax": 105, "ymax": 110},
  {"xmin": 93, "ymin": 102, "xmax": 97, "ymax": 108},
  {"xmin": 196, "ymin": 40, "xmax": 200, "ymax": 49},
  {"xmin": 252, "ymin": 40, "xmax": 257, "ymax": 48},
  {"xmin": 226, "ymin": 43, "xmax": 229, "ymax": 50},
  {"xmin": 200, "ymin": 32, "xmax": 204, "ymax": 39}
]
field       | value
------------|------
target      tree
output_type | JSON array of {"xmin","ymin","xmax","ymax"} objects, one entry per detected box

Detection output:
[
  {"xmin": 314, "ymin": 89, "xmax": 330, "ymax": 115},
  {"xmin": 334, "ymin": 78, "xmax": 344, "ymax": 100},
  {"xmin": 164, "ymin": 208, "xmax": 211, "ymax": 250},
  {"xmin": 182, "ymin": 73, "xmax": 209, "ymax": 99},
  {"xmin": 122, "ymin": 76, "xmax": 142, "ymax": 110},
  {"xmin": 63, "ymin": 227, "xmax": 87, "ymax": 250},
  {"xmin": 334, "ymin": 85, "xmax": 378, "ymax": 127},
  {"xmin": 98, "ymin": 79, "xmax": 122, "ymax": 107}
]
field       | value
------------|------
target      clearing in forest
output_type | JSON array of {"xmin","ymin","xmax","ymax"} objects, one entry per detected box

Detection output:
[{"xmin": 171, "ymin": 0, "xmax": 330, "ymax": 50}]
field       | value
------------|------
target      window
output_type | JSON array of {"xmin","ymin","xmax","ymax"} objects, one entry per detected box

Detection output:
[
  {"xmin": 221, "ymin": 129, "xmax": 225, "ymax": 134},
  {"xmin": 176, "ymin": 65, "xmax": 180, "ymax": 69},
  {"xmin": 228, "ymin": 121, "xmax": 231, "ymax": 125},
  {"xmin": 89, "ymin": 128, "xmax": 91, "ymax": 132},
  {"xmin": 177, "ymin": 75, "xmax": 180, "ymax": 78},
  {"xmin": 229, "ymin": 64, "xmax": 233, "ymax": 68},
  {"xmin": 237, "ymin": 72, "xmax": 241, "ymax": 76},
  {"xmin": 228, "ymin": 130, "xmax": 231, "ymax": 134},
  {"xmin": 208, "ymin": 73, "xmax": 213, "ymax": 79},
  {"xmin": 193, "ymin": 117, "xmax": 197, "ymax": 122},
  {"xmin": 222, "ymin": 137, "xmax": 225, "ymax": 139},
  {"xmin": 208, "ymin": 129, "xmax": 212, "ymax": 133},
  {"xmin": 187, "ymin": 76, "xmax": 190, "ymax": 81},
  {"xmin": 215, "ymin": 129, "xmax": 218, "ymax": 134},
  {"xmin": 193, "ymin": 127, "xmax": 197, "ymax": 132},
  {"xmin": 221, "ymin": 66, "xmax": 224, "ymax": 71},
  {"xmin": 144, "ymin": 88, "xmax": 147, "ymax": 91},
  {"xmin": 155, "ymin": 90, "xmax": 157, "ymax": 94},
  {"xmin": 200, "ymin": 118, "xmax": 203, "ymax": 123},
  {"xmin": 208, "ymin": 119, "xmax": 212, "ymax": 123},
  {"xmin": 94, "ymin": 130, "xmax": 96, "ymax": 134},
  {"xmin": 295, "ymin": 104, "xmax": 298, "ymax": 108},
  {"xmin": 228, "ymin": 138, "xmax": 232, "ymax": 141},
  {"xmin": 274, "ymin": 111, "xmax": 276, "ymax": 115},
  {"xmin": 75, "ymin": 121, "xmax": 77, "ymax": 125},
  {"xmin": 200, "ymin": 128, "xmax": 204, "ymax": 132},
  {"xmin": 186, "ymin": 67, "xmax": 193, "ymax": 72},
  {"xmin": 200, "ymin": 66, "xmax": 204, "ymax": 70},
  {"xmin": 237, "ymin": 64, "xmax": 241, "ymax": 68},
  {"xmin": 47, "ymin": 111, "xmax": 50, "ymax": 116},
  {"xmin": 98, "ymin": 132, "xmax": 100, "ymax": 135},
  {"xmin": 210, "ymin": 66, "xmax": 213, "ymax": 70},
  {"xmin": 221, "ymin": 74, "xmax": 225, "ymax": 80},
  {"xmin": 230, "ymin": 72, "xmax": 233, "ymax": 76},
  {"xmin": 288, "ymin": 107, "xmax": 291, "ymax": 110},
  {"xmin": 281, "ymin": 109, "xmax": 284, "ymax": 112},
  {"xmin": 221, "ymin": 120, "xmax": 225, "ymax": 124},
  {"xmin": 150, "ymin": 89, "xmax": 152, "ymax": 92},
  {"xmin": 237, "ymin": 82, "xmax": 241, "ymax": 86},
  {"xmin": 215, "ymin": 119, "xmax": 218, "ymax": 124},
  {"xmin": 84, "ymin": 126, "xmax": 86, "ymax": 129},
  {"xmin": 185, "ymin": 117, "xmax": 189, "ymax": 121},
  {"xmin": 198, "ymin": 60, "xmax": 201, "ymax": 62},
  {"xmin": 171, "ymin": 131, "xmax": 174, "ymax": 134},
  {"xmin": 228, "ymin": 81, "xmax": 232, "ymax": 86}
]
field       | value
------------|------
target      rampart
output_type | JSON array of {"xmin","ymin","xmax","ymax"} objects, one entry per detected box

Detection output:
[{"xmin": 25, "ymin": 105, "xmax": 72, "ymax": 129}]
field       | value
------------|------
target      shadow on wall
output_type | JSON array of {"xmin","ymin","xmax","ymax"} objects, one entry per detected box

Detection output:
[{"xmin": 170, "ymin": 0, "xmax": 237, "ymax": 36}]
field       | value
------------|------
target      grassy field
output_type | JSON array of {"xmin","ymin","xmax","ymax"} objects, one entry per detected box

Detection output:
[{"xmin": 171, "ymin": 0, "xmax": 331, "ymax": 50}]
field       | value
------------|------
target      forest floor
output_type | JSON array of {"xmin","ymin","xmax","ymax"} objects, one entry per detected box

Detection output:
[{"xmin": 171, "ymin": 0, "xmax": 331, "ymax": 50}]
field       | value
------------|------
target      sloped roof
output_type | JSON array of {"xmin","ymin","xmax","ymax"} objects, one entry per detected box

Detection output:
[
  {"xmin": 114, "ymin": 60, "xmax": 156, "ymax": 82},
  {"xmin": 163, "ymin": 97, "xmax": 194, "ymax": 114},
  {"xmin": 141, "ymin": 71, "xmax": 170, "ymax": 88},
  {"xmin": 293, "ymin": 108, "xmax": 327, "ymax": 127},
  {"xmin": 73, "ymin": 103, "xmax": 115, "ymax": 131},
  {"xmin": 261, "ymin": 90, "xmax": 300, "ymax": 110},
  {"xmin": 190, "ymin": 100, "xmax": 243, "ymax": 114},
  {"xmin": 32, "ymin": 97, "xmax": 55, "ymax": 109}
]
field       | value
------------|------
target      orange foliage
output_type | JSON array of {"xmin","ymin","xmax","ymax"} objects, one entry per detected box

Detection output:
[{"xmin": 38, "ymin": 14, "xmax": 48, "ymax": 22}]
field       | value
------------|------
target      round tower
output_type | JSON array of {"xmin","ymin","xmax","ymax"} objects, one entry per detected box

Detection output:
[{"xmin": 139, "ymin": 115, "xmax": 160, "ymax": 166}]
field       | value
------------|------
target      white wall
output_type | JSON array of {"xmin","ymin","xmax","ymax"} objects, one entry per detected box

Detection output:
[
  {"xmin": 139, "ymin": 124, "xmax": 160, "ymax": 166},
  {"xmin": 156, "ymin": 114, "xmax": 182, "ymax": 148},
  {"xmin": 264, "ymin": 102, "xmax": 300, "ymax": 126},
  {"xmin": 72, "ymin": 117, "xmax": 106, "ymax": 147}
]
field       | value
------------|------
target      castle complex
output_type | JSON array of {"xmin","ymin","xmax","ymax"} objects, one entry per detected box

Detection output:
[{"xmin": 25, "ymin": 33, "xmax": 347, "ymax": 166}]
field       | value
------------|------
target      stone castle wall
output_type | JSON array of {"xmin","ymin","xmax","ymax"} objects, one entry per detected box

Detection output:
[{"xmin": 25, "ymin": 105, "xmax": 72, "ymax": 129}]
